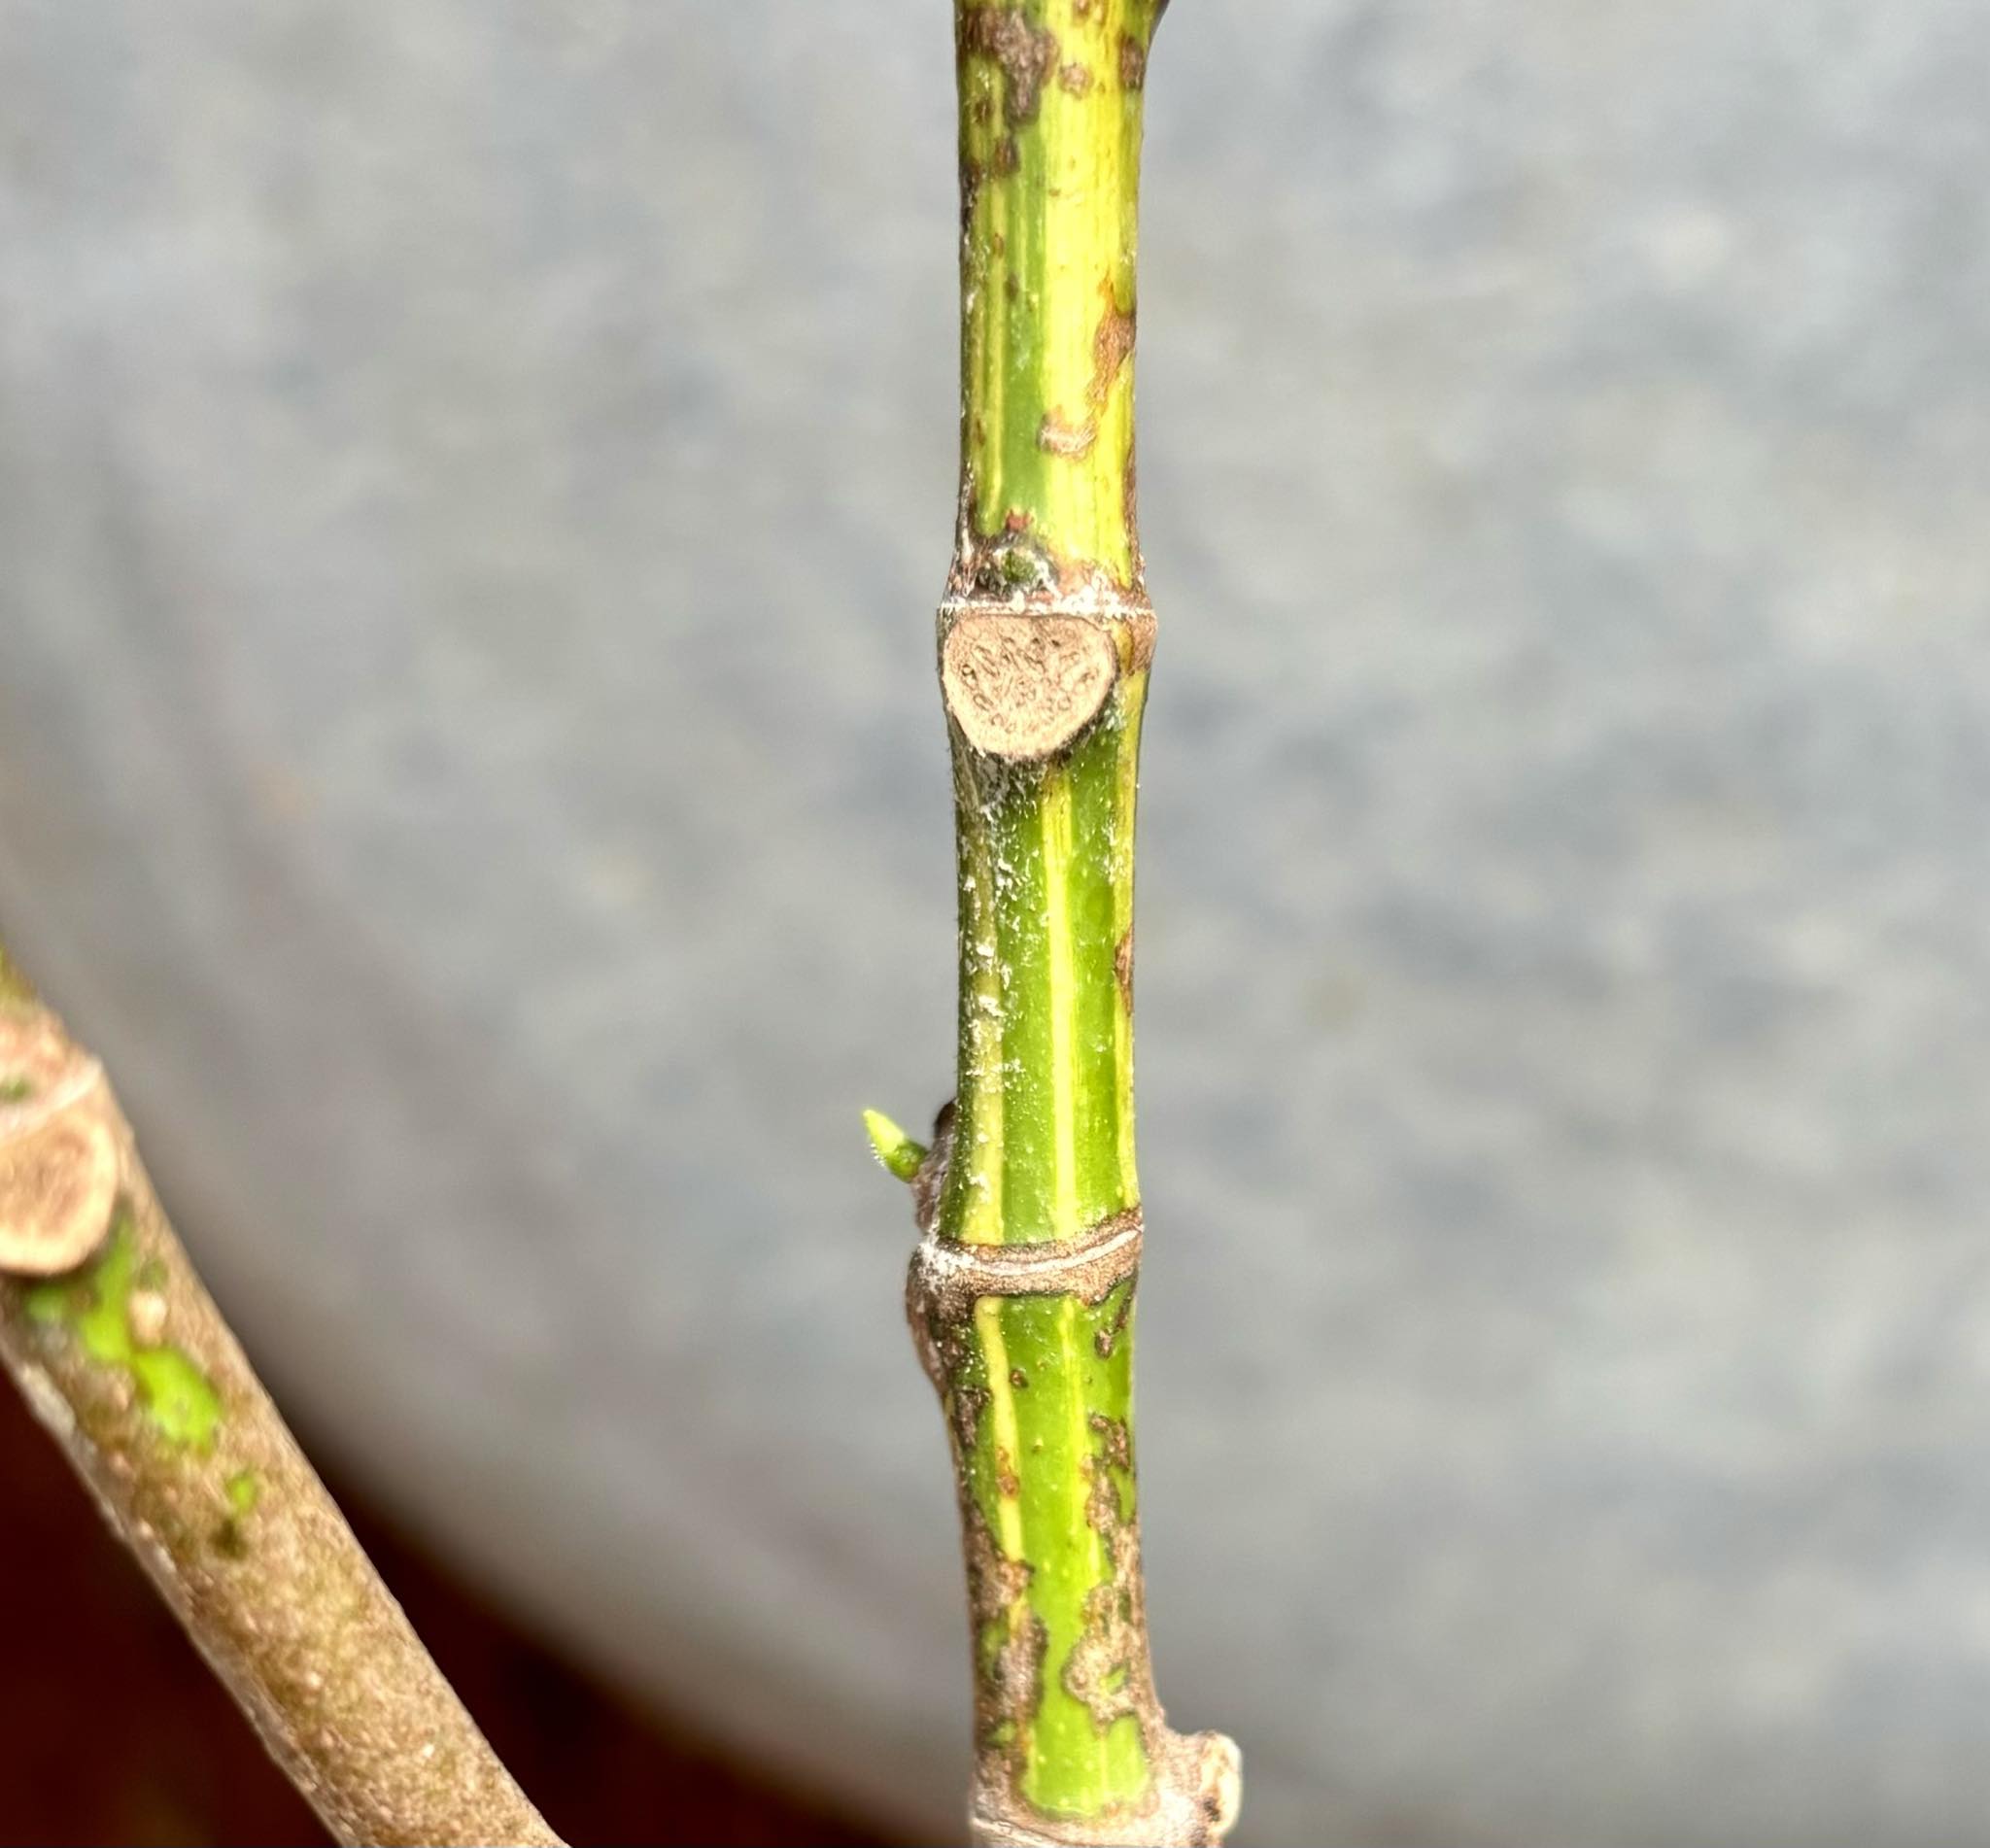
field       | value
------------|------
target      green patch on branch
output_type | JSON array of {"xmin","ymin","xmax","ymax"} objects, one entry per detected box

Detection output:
[{"xmin": 24, "ymin": 1213, "xmax": 223, "ymax": 1452}]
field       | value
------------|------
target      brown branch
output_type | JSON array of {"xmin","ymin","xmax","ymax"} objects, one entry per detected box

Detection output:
[{"xmin": 0, "ymin": 951, "xmax": 561, "ymax": 1848}]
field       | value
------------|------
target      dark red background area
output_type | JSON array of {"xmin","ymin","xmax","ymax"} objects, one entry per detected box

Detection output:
[{"xmin": 0, "ymin": 1380, "xmax": 889, "ymax": 1847}]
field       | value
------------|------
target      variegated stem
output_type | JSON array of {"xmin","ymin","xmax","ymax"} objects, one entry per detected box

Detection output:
[{"xmin": 890, "ymin": 6, "xmax": 1241, "ymax": 1844}]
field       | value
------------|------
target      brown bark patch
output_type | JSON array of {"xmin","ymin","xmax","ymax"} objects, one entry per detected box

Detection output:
[
  {"xmin": 964, "ymin": 1500, "xmax": 1046, "ymax": 1772},
  {"xmin": 1025, "ymin": 290, "xmax": 1138, "ymax": 479},
  {"xmin": 1062, "ymin": 1531, "xmax": 1148, "ymax": 1733},
  {"xmin": 1089, "ymin": 293, "xmax": 1137, "ymax": 408},
  {"xmin": 1088, "ymin": 1411, "xmax": 1133, "ymax": 1477},
  {"xmin": 912, "ymin": 1100, "xmax": 957, "ymax": 1235},
  {"xmin": 988, "ymin": 1608, "xmax": 1049, "ymax": 1740},
  {"xmin": 1093, "ymin": 1278, "xmax": 1136, "ymax": 1359},
  {"xmin": 961, "ymin": 7, "xmax": 1060, "ymax": 126},
  {"xmin": 1038, "ymin": 413, "xmax": 1099, "ymax": 460},
  {"xmin": 1063, "ymin": 1413, "xmax": 1150, "ymax": 1739},
  {"xmin": 951, "ymin": 1383, "xmax": 992, "ymax": 1458}
]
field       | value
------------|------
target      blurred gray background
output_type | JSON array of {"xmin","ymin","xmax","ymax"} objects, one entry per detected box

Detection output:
[{"xmin": 5, "ymin": 3, "xmax": 1990, "ymax": 1843}]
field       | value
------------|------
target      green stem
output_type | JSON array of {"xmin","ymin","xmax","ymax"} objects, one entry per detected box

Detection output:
[
  {"xmin": 895, "ymin": 7, "xmax": 1238, "ymax": 1843},
  {"xmin": 954, "ymin": 0, "xmax": 1152, "ymax": 592}
]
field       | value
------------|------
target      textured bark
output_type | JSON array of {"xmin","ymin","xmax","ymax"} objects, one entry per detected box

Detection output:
[
  {"xmin": 0, "ymin": 955, "xmax": 560, "ymax": 1848},
  {"xmin": 886, "ymin": 5, "xmax": 1242, "ymax": 1843}
]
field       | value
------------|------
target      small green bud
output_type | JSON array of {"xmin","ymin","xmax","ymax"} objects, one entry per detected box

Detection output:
[{"xmin": 863, "ymin": 1109, "xmax": 928, "ymax": 1182}]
